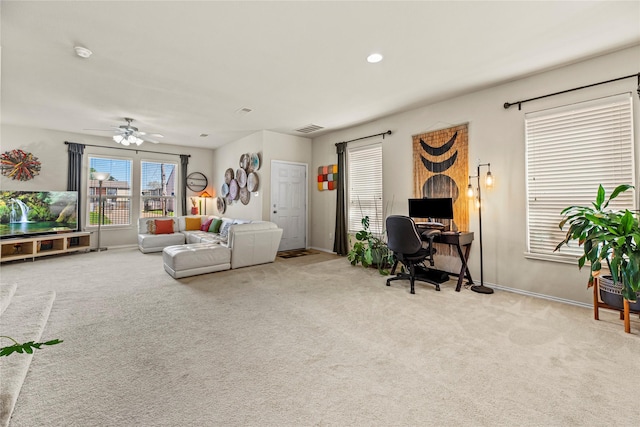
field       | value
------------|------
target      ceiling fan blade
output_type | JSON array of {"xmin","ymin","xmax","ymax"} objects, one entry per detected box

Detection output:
[{"xmin": 83, "ymin": 127, "xmax": 120, "ymax": 132}]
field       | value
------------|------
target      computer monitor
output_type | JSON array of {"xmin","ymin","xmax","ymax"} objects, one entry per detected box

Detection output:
[{"xmin": 408, "ymin": 197, "xmax": 454, "ymax": 220}]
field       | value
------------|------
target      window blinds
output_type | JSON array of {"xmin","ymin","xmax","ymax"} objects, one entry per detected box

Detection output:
[
  {"xmin": 525, "ymin": 93, "xmax": 635, "ymax": 259},
  {"xmin": 348, "ymin": 144, "xmax": 383, "ymax": 234}
]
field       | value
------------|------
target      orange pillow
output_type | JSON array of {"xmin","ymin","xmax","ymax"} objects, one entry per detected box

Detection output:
[
  {"xmin": 185, "ymin": 217, "xmax": 201, "ymax": 231},
  {"xmin": 154, "ymin": 219, "xmax": 174, "ymax": 235}
]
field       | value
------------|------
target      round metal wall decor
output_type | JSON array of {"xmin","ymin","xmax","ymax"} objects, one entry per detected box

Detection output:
[
  {"xmin": 239, "ymin": 153, "xmax": 250, "ymax": 170},
  {"xmin": 221, "ymin": 182, "xmax": 229, "ymax": 197},
  {"xmin": 1, "ymin": 149, "xmax": 41, "ymax": 181},
  {"xmin": 224, "ymin": 168, "xmax": 234, "ymax": 184},
  {"xmin": 228, "ymin": 179, "xmax": 239, "ymax": 200},
  {"xmin": 216, "ymin": 196, "xmax": 226, "ymax": 214},
  {"xmin": 247, "ymin": 172, "xmax": 259, "ymax": 192},
  {"xmin": 236, "ymin": 168, "xmax": 247, "ymax": 188},
  {"xmin": 239, "ymin": 187, "xmax": 250, "ymax": 205},
  {"xmin": 247, "ymin": 153, "xmax": 260, "ymax": 172},
  {"xmin": 186, "ymin": 172, "xmax": 208, "ymax": 192}
]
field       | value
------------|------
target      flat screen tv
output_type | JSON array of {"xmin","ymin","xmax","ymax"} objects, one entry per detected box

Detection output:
[
  {"xmin": 408, "ymin": 197, "xmax": 454, "ymax": 220},
  {"xmin": 0, "ymin": 190, "xmax": 79, "ymax": 239}
]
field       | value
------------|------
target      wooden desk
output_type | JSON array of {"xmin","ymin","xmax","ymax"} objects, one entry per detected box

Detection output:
[{"xmin": 418, "ymin": 229, "xmax": 475, "ymax": 292}]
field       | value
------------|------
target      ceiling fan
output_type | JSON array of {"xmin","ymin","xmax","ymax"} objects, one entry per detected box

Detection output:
[{"xmin": 85, "ymin": 118, "xmax": 164, "ymax": 146}]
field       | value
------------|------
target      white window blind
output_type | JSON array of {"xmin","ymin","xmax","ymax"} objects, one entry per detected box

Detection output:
[
  {"xmin": 141, "ymin": 161, "xmax": 177, "ymax": 218},
  {"xmin": 88, "ymin": 157, "xmax": 133, "ymax": 226},
  {"xmin": 525, "ymin": 93, "xmax": 635, "ymax": 260},
  {"xmin": 348, "ymin": 143, "xmax": 383, "ymax": 234}
]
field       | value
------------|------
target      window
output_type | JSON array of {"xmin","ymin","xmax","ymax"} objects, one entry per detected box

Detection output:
[
  {"xmin": 88, "ymin": 157, "xmax": 132, "ymax": 226},
  {"xmin": 348, "ymin": 143, "xmax": 383, "ymax": 234},
  {"xmin": 525, "ymin": 93, "xmax": 635, "ymax": 261},
  {"xmin": 141, "ymin": 161, "xmax": 177, "ymax": 218}
]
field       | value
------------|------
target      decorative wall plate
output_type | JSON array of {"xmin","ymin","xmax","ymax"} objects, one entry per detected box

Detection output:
[
  {"xmin": 221, "ymin": 182, "xmax": 229, "ymax": 197},
  {"xmin": 236, "ymin": 168, "xmax": 247, "ymax": 188},
  {"xmin": 1, "ymin": 149, "xmax": 41, "ymax": 181},
  {"xmin": 248, "ymin": 153, "xmax": 260, "ymax": 172},
  {"xmin": 239, "ymin": 187, "xmax": 250, "ymax": 205},
  {"xmin": 229, "ymin": 179, "xmax": 239, "ymax": 200},
  {"xmin": 224, "ymin": 168, "xmax": 234, "ymax": 184},
  {"xmin": 216, "ymin": 196, "xmax": 226, "ymax": 214},
  {"xmin": 239, "ymin": 153, "xmax": 250, "ymax": 170},
  {"xmin": 247, "ymin": 172, "xmax": 259, "ymax": 192}
]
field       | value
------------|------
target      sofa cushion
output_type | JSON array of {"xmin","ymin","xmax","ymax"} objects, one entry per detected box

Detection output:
[
  {"xmin": 209, "ymin": 218, "xmax": 223, "ymax": 233},
  {"xmin": 145, "ymin": 219, "xmax": 157, "ymax": 234},
  {"xmin": 185, "ymin": 216, "xmax": 202, "ymax": 230},
  {"xmin": 201, "ymin": 217, "xmax": 214, "ymax": 231},
  {"xmin": 219, "ymin": 220, "xmax": 233, "ymax": 238},
  {"xmin": 155, "ymin": 219, "xmax": 175, "ymax": 234}
]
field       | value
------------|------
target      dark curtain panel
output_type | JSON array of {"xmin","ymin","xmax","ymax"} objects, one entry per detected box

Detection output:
[
  {"xmin": 180, "ymin": 155, "xmax": 189, "ymax": 215},
  {"xmin": 66, "ymin": 142, "xmax": 85, "ymax": 229},
  {"xmin": 333, "ymin": 142, "xmax": 349, "ymax": 255}
]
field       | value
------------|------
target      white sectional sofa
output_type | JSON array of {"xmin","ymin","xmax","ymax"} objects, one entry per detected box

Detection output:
[{"xmin": 137, "ymin": 215, "xmax": 283, "ymax": 274}]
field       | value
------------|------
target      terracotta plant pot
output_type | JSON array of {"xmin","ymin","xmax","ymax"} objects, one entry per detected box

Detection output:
[{"xmin": 191, "ymin": 207, "xmax": 198, "ymax": 215}]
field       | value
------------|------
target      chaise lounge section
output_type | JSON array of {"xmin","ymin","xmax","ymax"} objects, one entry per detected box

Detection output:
[{"xmin": 137, "ymin": 215, "xmax": 283, "ymax": 277}]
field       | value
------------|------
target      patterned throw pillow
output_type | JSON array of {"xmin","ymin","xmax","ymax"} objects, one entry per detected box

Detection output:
[
  {"xmin": 209, "ymin": 218, "xmax": 223, "ymax": 233},
  {"xmin": 154, "ymin": 219, "xmax": 174, "ymax": 235},
  {"xmin": 201, "ymin": 217, "xmax": 214, "ymax": 231},
  {"xmin": 219, "ymin": 221, "xmax": 233, "ymax": 238},
  {"xmin": 185, "ymin": 216, "xmax": 201, "ymax": 231},
  {"xmin": 146, "ymin": 219, "xmax": 156, "ymax": 235}
]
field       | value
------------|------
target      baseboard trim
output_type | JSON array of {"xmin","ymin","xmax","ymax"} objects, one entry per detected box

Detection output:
[
  {"xmin": 308, "ymin": 246, "xmax": 337, "ymax": 254},
  {"xmin": 485, "ymin": 281, "xmax": 591, "ymax": 309}
]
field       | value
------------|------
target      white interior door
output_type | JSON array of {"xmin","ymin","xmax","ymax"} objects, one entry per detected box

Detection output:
[{"xmin": 271, "ymin": 161, "xmax": 307, "ymax": 251}]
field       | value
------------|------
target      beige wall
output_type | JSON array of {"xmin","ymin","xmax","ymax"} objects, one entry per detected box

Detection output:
[
  {"xmin": 311, "ymin": 45, "xmax": 640, "ymax": 305},
  {"xmin": 211, "ymin": 130, "xmax": 312, "ymax": 221},
  {"xmin": 0, "ymin": 125, "xmax": 215, "ymax": 248}
]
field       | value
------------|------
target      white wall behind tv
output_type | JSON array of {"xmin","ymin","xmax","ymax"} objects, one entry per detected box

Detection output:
[
  {"xmin": 0, "ymin": 125, "xmax": 215, "ymax": 249},
  {"xmin": 310, "ymin": 44, "xmax": 640, "ymax": 305}
]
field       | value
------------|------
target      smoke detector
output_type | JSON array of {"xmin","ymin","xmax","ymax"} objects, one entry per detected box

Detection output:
[{"xmin": 74, "ymin": 46, "xmax": 93, "ymax": 58}]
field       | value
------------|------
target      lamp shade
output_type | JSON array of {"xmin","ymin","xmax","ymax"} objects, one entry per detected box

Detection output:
[
  {"xmin": 94, "ymin": 172, "xmax": 110, "ymax": 181},
  {"xmin": 200, "ymin": 191, "xmax": 212, "ymax": 198}
]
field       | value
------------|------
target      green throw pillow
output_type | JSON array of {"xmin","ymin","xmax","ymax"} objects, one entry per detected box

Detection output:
[{"xmin": 209, "ymin": 218, "xmax": 223, "ymax": 233}]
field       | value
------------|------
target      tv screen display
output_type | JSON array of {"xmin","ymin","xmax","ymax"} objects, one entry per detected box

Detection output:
[
  {"xmin": 0, "ymin": 190, "xmax": 79, "ymax": 238},
  {"xmin": 408, "ymin": 197, "xmax": 454, "ymax": 220}
]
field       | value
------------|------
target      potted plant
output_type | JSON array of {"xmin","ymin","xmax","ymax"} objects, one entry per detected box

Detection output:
[
  {"xmin": 347, "ymin": 215, "xmax": 394, "ymax": 275},
  {"xmin": 555, "ymin": 184, "xmax": 640, "ymax": 310}
]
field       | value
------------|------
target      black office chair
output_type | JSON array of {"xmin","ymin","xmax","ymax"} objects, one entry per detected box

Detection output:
[{"xmin": 385, "ymin": 215, "xmax": 441, "ymax": 294}]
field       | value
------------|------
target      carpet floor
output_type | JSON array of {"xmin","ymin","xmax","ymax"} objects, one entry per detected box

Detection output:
[{"xmin": 0, "ymin": 247, "xmax": 639, "ymax": 426}]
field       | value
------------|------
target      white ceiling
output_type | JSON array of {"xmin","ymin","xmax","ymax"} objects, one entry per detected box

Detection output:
[{"xmin": 2, "ymin": 1, "xmax": 639, "ymax": 149}]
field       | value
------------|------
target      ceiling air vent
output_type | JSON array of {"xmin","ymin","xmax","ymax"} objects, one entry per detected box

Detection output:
[{"xmin": 295, "ymin": 124, "xmax": 324, "ymax": 134}]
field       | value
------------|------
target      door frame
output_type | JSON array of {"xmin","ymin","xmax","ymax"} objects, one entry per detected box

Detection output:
[{"xmin": 270, "ymin": 160, "xmax": 309, "ymax": 250}]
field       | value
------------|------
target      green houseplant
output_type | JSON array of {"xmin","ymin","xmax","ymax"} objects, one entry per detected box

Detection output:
[
  {"xmin": 555, "ymin": 184, "xmax": 640, "ymax": 305},
  {"xmin": 347, "ymin": 215, "xmax": 394, "ymax": 275}
]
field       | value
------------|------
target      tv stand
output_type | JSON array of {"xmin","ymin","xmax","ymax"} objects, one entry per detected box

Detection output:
[{"xmin": 0, "ymin": 231, "xmax": 91, "ymax": 263}]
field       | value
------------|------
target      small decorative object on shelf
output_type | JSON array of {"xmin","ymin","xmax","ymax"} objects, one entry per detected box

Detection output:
[{"xmin": 1, "ymin": 149, "xmax": 41, "ymax": 181}]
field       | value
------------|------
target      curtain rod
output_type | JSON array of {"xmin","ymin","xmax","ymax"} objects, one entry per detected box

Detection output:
[
  {"xmin": 503, "ymin": 72, "xmax": 640, "ymax": 110},
  {"xmin": 335, "ymin": 130, "xmax": 392, "ymax": 146},
  {"xmin": 65, "ymin": 141, "xmax": 191, "ymax": 157}
]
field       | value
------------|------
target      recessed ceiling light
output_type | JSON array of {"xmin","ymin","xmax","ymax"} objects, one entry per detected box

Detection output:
[
  {"xmin": 74, "ymin": 46, "xmax": 92, "ymax": 58},
  {"xmin": 367, "ymin": 53, "xmax": 383, "ymax": 63}
]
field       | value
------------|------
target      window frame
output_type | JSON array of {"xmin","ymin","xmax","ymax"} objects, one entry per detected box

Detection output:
[
  {"xmin": 140, "ymin": 160, "xmax": 178, "ymax": 218},
  {"xmin": 87, "ymin": 155, "xmax": 134, "ymax": 228},
  {"xmin": 347, "ymin": 143, "xmax": 384, "ymax": 235},
  {"xmin": 524, "ymin": 92, "xmax": 635, "ymax": 263}
]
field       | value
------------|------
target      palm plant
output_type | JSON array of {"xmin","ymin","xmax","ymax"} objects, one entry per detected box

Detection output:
[{"xmin": 555, "ymin": 184, "xmax": 640, "ymax": 301}]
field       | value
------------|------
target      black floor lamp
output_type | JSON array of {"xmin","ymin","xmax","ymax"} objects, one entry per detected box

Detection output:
[
  {"xmin": 93, "ymin": 172, "xmax": 110, "ymax": 252},
  {"xmin": 467, "ymin": 161, "xmax": 494, "ymax": 294}
]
